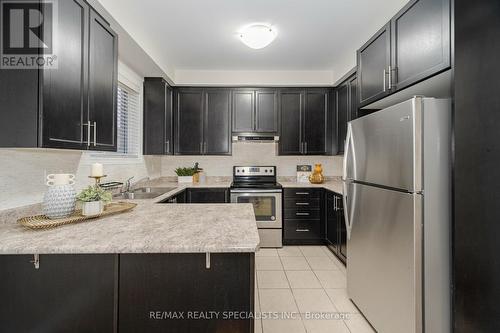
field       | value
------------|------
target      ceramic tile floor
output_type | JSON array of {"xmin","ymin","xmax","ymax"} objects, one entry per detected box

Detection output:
[{"xmin": 254, "ymin": 246, "xmax": 375, "ymax": 333}]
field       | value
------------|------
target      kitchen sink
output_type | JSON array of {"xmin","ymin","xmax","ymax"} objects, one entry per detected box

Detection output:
[{"xmin": 113, "ymin": 187, "xmax": 176, "ymax": 200}]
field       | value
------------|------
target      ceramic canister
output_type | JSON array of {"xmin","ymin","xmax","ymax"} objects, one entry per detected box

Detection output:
[{"xmin": 43, "ymin": 174, "xmax": 77, "ymax": 219}]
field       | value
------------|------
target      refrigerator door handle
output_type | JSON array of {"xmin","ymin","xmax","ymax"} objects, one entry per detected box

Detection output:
[{"xmin": 343, "ymin": 181, "xmax": 355, "ymax": 240}]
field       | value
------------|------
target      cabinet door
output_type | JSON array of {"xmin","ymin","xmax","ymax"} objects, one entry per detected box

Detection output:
[
  {"xmin": 143, "ymin": 78, "xmax": 166, "ymax": 155},
  {"xmin": 175, "ymin": 89, "xmax": 204, "ymax": 155},
  {"xmin": 204, "ymin": 89, "xmax": 231, "ymax": 155},
  {"xmin": 232, "ymin": 90, "xmax": 254, "ymax": 133},
  {"xmin": 165, "ymin": 85, "xmax": 174, "ymax": 155},
  {"xmin": 337, "ymin": 195, "xmax": 347, "ymax": 262},
  {"xmin": 279, "ymin": 90, "xmax": 303, "ymax": 155},
  {"xmin": 41, "ymin": 0, "xmax": 89, "ymax": 149},
  {"xmin": 255, "ymin": 89, "xmax": 278, "ymax": 133},
  {"xmin": 349, "ymin": 76, "xmax": 358, "ymax": 120},
  {"xmin": 303, "ymin": 89, "xmax": 328, "ymax": 155},
  {"xmin": 0, "ymin": 254, "xmax": 117, "ymax": 332},
  {"xmin": 326, "ymin": 194, "xmax": 339, "ymax": 253},
  {"xmin": 391, "ymin": 0, "xmax": 450, "ymax": 91},
  {"xmin": 187, "ymin": 188, "xmax": 229, "ymax": 203},
  {"xmin": 119, "ymin": 253, "xmax": 254, "ymax": 333},
  {"xmin": 357, "ymin": 22, "xmax": 391, "ymax": 106},
  {"xmin": 336, "ymin": 83, "xmax": 349, "ymax": 154},
  {"xmin": 88, "ymin": 10, "xmax": 118, "ymax": 151}
]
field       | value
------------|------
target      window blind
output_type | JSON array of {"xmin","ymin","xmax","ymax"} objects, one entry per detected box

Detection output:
[{"xmin": 116, "ymin": 82, "xmax": 140, "ymax": 157}]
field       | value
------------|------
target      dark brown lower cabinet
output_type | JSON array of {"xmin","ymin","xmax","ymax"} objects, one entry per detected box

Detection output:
[
  {"xmin": 325, "ymin": 191, "xmax": 346, "ymax": 264},
  {"xmin": 187, "ymin": 188, "xmax": 229, "ymax": 203},
  {"xmin": 0, "ymin": 254, "xmax": 118, "ymax": 333},
  {"xmin": 283, "ymin": 188, "xmax": 324, "ymax": 245},
  {"xmin": 119, "ymin": 253, "xmax": 254, "ymax": 333},
  {"xmin": 0, "ymin": 253, "xmax": 254, "ymax": 333}
]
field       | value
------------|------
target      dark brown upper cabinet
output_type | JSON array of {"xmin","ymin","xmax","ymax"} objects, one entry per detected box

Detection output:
[
  {"xmin": 232, "ymin": 89, "xmax": 278, "ymax": 134},
  {"xmin": 41, "ymin": 0, "xmax": 89, "ymax": 149},
  {"xmin": 357, "ymin": 0, "xmax": 451, "ymax": 107},
  {"xmin": 174, "ymin": 88, "xmax": 231, "ymax": 155},
  {"xmin": 88, "ymin": 9, "xmax": 118, "ymax": 151},
  {"xmin": 390, "ymin": 0, "xmax": 451, "ymax": 91},
  {"xmin": 279, "ymin": 88, "xmax": 330, "ymax": 155},
  {"xmin": 335, "ymin": 72, "xmax": 357, "ymax": 154},
  {"xmin": 357, "ymin": 22, "xmax": 392, "ymax": 106},
  {"xmin": 0, "ymin": 0, "xmax": 118, "ymax": 151},
  {"xmin": 143, "ymin": 78, "xmax": 173, "ymax": 155}
]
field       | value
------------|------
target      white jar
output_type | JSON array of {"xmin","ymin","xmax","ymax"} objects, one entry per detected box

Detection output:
[{"xmin": 43, "ymin": 174, "xmax": 76, "ymax": 219}]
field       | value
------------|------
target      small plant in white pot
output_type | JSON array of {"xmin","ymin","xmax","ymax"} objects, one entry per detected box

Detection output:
[
  {"xmin": 175, "ymin": 167, "xmax": 197, "ymax": 183},
  {"xmin": 77, "ymin": 185, "xmax": 112, "ymax": 216}
]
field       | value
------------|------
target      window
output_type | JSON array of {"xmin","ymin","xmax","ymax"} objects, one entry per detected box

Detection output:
[{"xmin": 116, "ymin": 83, "xmax": 140, "ymax": 157}]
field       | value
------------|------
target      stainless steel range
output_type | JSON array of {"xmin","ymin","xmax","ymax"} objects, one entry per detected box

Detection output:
[{"xmin": 230, "ymin": 166, "xmax": 282, "ymax": 248}]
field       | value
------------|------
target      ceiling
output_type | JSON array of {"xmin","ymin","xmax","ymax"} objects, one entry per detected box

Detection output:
[{"xmin": 98, "ymin": 0, "xmax": 408, "ymax": 84}]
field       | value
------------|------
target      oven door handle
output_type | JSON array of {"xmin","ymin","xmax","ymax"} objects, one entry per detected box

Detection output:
[{"xmin": 230, "ymin": 189, "xmax": 283, "ymax": 193}]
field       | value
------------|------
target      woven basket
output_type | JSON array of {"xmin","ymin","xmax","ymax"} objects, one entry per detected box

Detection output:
[{"xmin": 18, "ymin": 202, "xmax": 137, "ymax": 230}]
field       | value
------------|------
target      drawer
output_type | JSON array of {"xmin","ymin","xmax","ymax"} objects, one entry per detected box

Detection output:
[
  {"xmin": 284, "ymin": 220, "xmax": 322, "ymax": 240},
  {"xmin": 284, "ymin": 197, "xmax": 320, "ymax": 209},
  {"xmin": 284, "ymin": 188, "xmax": 322, "ymax": 199},
  {"xmin": 284, "ymin": 208, "xmax": 321, "ymax": 220}
]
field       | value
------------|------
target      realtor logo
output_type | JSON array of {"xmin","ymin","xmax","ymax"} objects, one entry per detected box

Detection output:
[{"xmin": 1, "ymin": 0, "xmax": 58, "ymax": 69}]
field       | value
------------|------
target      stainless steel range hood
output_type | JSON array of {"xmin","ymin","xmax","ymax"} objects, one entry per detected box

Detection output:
[{"xmin": 232, "ymin": 134, "xmax": 279, "ymax": 142}]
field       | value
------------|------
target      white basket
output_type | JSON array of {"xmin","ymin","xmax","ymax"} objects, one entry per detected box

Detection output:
[{"xmin": 177, "ymin": 176, "xmax": 193, "ymax": 183}]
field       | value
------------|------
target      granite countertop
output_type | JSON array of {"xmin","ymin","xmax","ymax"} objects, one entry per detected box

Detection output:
[
  {"xmin": 280, "ymin": 179, "xmax": 343, "ymax": 194},
  {"xmin": 0, "ymin": 179, "xmax": 258, "ymax": 254},
  {"xmin": 0, "ymin": 177, "xmax": 342, "ymax": 255}
]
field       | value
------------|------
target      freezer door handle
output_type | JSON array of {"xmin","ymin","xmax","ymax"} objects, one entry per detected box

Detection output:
[{"xmin": 342, "ymin": 122, "xmax": 357, "ymax": 181}]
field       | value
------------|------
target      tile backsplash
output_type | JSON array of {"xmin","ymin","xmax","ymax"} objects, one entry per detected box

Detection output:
[
  {"xmin": 160, "ymin": 142, "xmax": 343, "ymax": 177},
  {"xmin": 0, "ymin": 143, "xmax": 342, "ymax": 210}
]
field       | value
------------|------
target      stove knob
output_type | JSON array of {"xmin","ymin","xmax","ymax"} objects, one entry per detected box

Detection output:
[{"xmin": 264, "ymin": 169, "xmax": 268, "ymax": 173}]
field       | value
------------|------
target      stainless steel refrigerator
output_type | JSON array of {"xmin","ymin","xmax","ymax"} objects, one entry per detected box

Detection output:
[{"xmin": 342, "ymin": 97, "xmax": 451, "ymax": 333}]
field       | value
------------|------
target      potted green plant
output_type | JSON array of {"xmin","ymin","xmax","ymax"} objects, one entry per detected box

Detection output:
[
  {"xmin": 76, "ymin": 185, "xmax": 112, "ymax": 216},
  {"xmin": 174, "ymin": 166, "xmax": 197, "ymax": 183}
]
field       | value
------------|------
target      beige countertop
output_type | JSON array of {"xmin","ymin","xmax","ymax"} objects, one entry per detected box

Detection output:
[{"xmin": 0, "ymin": 177, "xmax": 342, "ymax": 255}]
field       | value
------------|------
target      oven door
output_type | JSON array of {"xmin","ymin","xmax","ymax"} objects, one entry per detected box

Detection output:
[{"xmin": 230, "ymin": 190, "xmax": 282, "ymax": 229}]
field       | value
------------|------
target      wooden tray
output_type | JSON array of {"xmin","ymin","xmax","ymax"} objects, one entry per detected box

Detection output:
[{"xmin": 18, "ymin": 202, "xmax": 137, "ymax": 230}]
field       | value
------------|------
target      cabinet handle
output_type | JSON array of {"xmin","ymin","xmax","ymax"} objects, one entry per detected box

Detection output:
[
  {"xmin": 295, "ymin": 192, "xmax": 309, "ymax": 195},
  {"xmin": 296, "ymin": 202, "xmax": 310, "ymax": 206},
  {"xmin": 83, "ymin": 121, "xmax": 91, "ymax": 147},
  {"xmin": 204, "ymin": 142, "xmax": 207, "ymax": 153},
  {"xmin": 296, "ymin": 212, "xmax": 310, "ymax": 216},
  {"xmin": 388, "ymin": 66, "xmax": 392, "ymax": 90},
  {"xmin": 383, "ymin": 69, "xmax": 387, "ymax": 92},
  {"xmin": 390, "ymin": 66, "xmax": 397, "ymax": 89},
  {"xmin": 333, "ymin": 197, "xmax": 337, "ymax": 211},
  {"xmin": 304, "ymin": 142, "xmax": 308, "ymax": 154},
  {"xmin": 200, "ymin": 142, "xmax": 203, "ymax": 153},
  {"xmin": 165, "ymin": 140, "xmax": 170, "ymax": 154},
  {"xmin": 296, "ymin": 229, "xmax": 310, "ymax": 232},
  {"xmin": 30, "ymin": 254, "xmax": 40, "ymax": 269},
  {"xmin": 93, "ymin": 121, "xmax": 97, "ymax": 146}
]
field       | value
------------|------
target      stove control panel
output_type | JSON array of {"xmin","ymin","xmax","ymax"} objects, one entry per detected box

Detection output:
[{"xmin": 234, "ymin": 166, "xmax": 276, "ymax": 176}]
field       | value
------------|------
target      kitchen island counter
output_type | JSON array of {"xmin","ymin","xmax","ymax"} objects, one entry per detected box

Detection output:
[{"xmin": 0, "ymin": 201, "xmax": 259, "ymax": 254}]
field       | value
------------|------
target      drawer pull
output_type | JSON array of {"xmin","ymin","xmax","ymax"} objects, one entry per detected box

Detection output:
[
  {"xmin": 296, "ymin": 202, "xmax": 310, "ymax": 206},
  {"xmin": 296, "ymin": 228, "xmax": 310, "ymax": 232},
  {"xmin": 295, "ymin": 192, "xmax": 310, "ymax": 195},
  {"xmin": 296, "ymin": 212, "xmax": 310, "ymax": 216}
]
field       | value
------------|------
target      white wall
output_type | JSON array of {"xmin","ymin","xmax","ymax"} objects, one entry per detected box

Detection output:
[
  {"xmin": 0, "ymin": 149, "xmax": 162, "ymax": 210},
  {"xmin": 175, "ymin": 70, "xmax": 335, "ymax": 87},
  {"xmin": 161, "ymin": 142, "xmax": 343, "ymax": 177}
]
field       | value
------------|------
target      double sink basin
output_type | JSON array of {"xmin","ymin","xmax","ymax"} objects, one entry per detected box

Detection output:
[{"xmin": 113, "ymin": 187, "xmax": 176, "ymax": 200}]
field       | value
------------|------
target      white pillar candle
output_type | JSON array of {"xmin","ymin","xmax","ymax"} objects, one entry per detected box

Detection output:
[{"xmin": 91, "ymin": 163, "xmax": 104, "ymax": 177}]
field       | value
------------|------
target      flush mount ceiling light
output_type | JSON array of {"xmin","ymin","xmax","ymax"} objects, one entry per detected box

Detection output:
[{"xmin": 238, "ymin": 24, "xmax": 277, "ymax": 49}]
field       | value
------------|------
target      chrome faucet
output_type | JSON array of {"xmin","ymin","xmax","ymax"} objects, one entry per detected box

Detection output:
[{"xmin": 123, "ymin": 176, "xmax": 134, "ymax": 193}]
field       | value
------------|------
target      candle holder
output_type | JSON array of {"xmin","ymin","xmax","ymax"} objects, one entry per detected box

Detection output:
[{"xmin": 88, "ymin": 175, "xmax": 107, "ymax": 186}]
